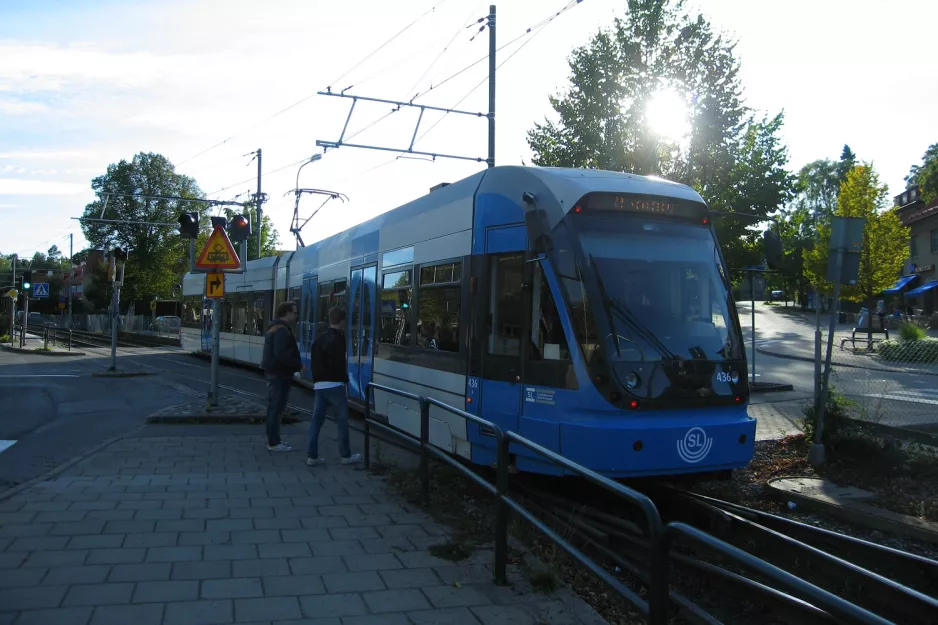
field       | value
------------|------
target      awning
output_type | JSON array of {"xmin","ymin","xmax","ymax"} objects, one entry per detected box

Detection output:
[
  {"xmin": 882, "ymin": 274, "xmax": 918, "ymax": 295},
  {"xmin": 904, "ymin": 280, "xmax": 938, "ymax": 298}
]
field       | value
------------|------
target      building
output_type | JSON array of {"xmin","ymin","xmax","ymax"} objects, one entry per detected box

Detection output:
[
  {"xmin": 63, "ymin": 250, "xmax": 106, "ymax": 305},
  {"xmin": 890, "ymin": 185, "xmax": 938, "ymax": 315}
]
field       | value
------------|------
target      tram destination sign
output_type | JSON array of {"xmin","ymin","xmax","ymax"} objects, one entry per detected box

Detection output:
[{"xmin": 577, "ymin": 192, "xmax": 707, "ymax": 220}]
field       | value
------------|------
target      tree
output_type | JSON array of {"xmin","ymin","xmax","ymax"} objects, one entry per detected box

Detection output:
[
  {"xmin": 79, "ymin": 152, "xmax": 207, "ymax": 306},
  {"xmin": 526, "ymin": 0, "xmax": 794, "ymax": 271},
  {"xmin": 223, "ymin": 203, "xmax": 280, "ymax": 261},
  {"xmin": 836, "ymin": 144, "xmax": 857, "ymax": 186},
  {"xmin": 906, "ymin": 142, "xmax": 938, "ymax": 203},
  {"xmin": 804, "ymin": 165, "xmax": 909, "ymax": 303}
]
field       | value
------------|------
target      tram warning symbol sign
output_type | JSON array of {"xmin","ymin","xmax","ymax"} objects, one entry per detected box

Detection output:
[
  {"xmin": 195, "ymin": 227, "xmax": 241, "ymax": 271},
  {"xmin": 205, "ymin": 272, "xmax": 225, "ymax": 299}
]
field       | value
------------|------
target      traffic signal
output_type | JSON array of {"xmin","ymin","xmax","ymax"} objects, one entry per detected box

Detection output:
[
  {"xmin": 228, "ymin": 214, "xmax": 252, "ymax": 243},
  {"xmin": 22, "ymin": 271, "xmax": 31, "ymax": 290},
  {"xmin": 178, "ymin": 212, "xmax": 200, "ymax": 239}
]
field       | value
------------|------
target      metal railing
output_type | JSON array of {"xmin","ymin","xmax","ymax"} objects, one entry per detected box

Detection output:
[{"xmin": 362, "ymin": 381, "xmax": 895, "ymax": 625}]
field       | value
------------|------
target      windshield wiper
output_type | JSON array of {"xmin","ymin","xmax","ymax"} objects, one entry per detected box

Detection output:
[
  {"xmin": 605, "ymin": 295, "xmax": 680, "ymax": 363},
  {"xmin": 588, "ymin": 254, "xmax": 621, "ymax": 357}
]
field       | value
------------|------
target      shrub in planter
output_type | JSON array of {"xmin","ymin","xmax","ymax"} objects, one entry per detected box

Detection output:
[
  {"xmin": 899, "ymin": 320, "xmax": 927, "ymax": 341},
  {"xmin": 877, "ymin": 338, "xmax": 938, "ymax": 363}
]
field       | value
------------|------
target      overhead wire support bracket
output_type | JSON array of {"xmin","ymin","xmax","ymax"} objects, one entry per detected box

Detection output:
[
  {"xmin": 286, "ymin": 187, "xmax": 350, "ymax": 248},
  {"xmin": 315, "ymin": 90, "xmax": 490, "ymax": 165}
]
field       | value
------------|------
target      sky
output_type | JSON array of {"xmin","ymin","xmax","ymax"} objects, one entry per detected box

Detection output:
[{"xmin": 1, "ymin": 0, "xmax": 936, "ymax": 261}]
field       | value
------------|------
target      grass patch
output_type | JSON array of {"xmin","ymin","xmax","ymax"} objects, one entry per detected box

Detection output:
[
  {"xmin": 528, "ymin": 568, "xmax": 560, "ymax": 594},
  {"xmin": 429, "ymin": 540, "xmax": 472, "ymax": 562}
]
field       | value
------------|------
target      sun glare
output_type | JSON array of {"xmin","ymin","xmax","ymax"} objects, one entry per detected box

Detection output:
[{"xmin": 647, "ymin": 88, "xmax": 691, "ymax": 140}]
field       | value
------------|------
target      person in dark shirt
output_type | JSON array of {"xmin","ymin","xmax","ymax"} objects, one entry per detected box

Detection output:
[
  {"xmin": 306, "ymin": 306, "xmax": 361, "ymax": 466},
  {"xmin": 260, "ymin": 301, "xmax": 303, "ymax": 451}
]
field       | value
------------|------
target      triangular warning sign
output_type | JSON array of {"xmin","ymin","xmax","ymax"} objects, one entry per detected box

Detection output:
[{"xmin": 195, "ymin": 227, "xmax": 242, "ymax": 270}]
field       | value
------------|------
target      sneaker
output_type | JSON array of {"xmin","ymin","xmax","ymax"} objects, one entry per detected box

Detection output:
[
  {"xmin": 306, "ymin": 456, "xmax": 326, "ymax": 466},
  {"xmin": 339, "ymin": 453, "xmax": 362, "ymax": 465},
  {"xmin": 267, "ymin": 443, "xmax": 292, "ymax": 452}
]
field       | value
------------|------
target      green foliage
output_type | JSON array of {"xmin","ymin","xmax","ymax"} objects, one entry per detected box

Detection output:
[
  {"xmin": 899, "ymin": 320, "xmax": 927, "ymax": 341},
  {"xmin": 79, "ymin": 152, "xmax": 205, "ymax": 305},
  {"xmin": 803, "ymin": 164, "xmax": 910, "ymax": 302},
  {"xmin": 800, "ymin": 385, "xmax": 854, "ymax": 444},
  {"xmin": 905, "ymin": 142, "xmax": 938, "ymax": 203},
  {"xmin": 877, "ymin": 338, "xmax": 938, "ymax": 363},
  {"xmin": 525, "ymin": 0, "xmax": 794, "ymax": 272}
]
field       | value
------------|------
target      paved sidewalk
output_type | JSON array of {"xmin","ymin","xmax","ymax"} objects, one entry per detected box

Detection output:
[
  {"xmin": 749, "ymin": 400, "xmax": 804, "ymax": 441},
  {"xmin": 0, "ymin": 421, "xmax": 606, "ymax": 625}
]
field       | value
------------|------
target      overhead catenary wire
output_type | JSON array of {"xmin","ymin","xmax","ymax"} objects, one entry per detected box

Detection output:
[{"xmin": 176, "ymin": 0, "xmax": 453, "ymax": 168}]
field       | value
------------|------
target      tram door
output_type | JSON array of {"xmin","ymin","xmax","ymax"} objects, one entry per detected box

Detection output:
[
  {"xmin": 299, "ymin": 275, "xmax": 317, "ymax": 375},
  {"xmin": 200, "ymin": 297, "xmax": 212, "ymax": 352},
  {"xmin": 347, "ymin": 264, "xmax": 377, "ymax": 403}
]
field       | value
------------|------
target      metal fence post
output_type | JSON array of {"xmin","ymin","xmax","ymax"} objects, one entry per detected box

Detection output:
[
  {"xmin": 649, "ymin": 529, "xmax": 672, "ymax": 625},
  {"xmin": 67, "ymin": 329, "xmax": 72, "ymax": 351},
  {"xmin": 419, "ymin": 397, "xmax": 430, "ymax": 507},
  {"xmin": 364, "ymin": 384, "xmax": 371, "ymax": 470},
  {"xmin": 494, "ymin": 434, "xmax": 510, "ymax": 586}
]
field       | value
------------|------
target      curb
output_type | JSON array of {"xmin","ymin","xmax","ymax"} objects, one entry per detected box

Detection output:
[
  {"xmin": 0, "ymin": 425, "xmax": 145, "ymax": 503},
  {"xmin": 91, "ymin": 370, "xmax": 154, "ymax": 378},
  {"xmin": 766, "ymin": 475, "xmax": 938, "ymax": 545},
  {"xmin": 146, "ymin": 414, "xmax": 302, "ymax": 425},
  {"xmin": 0, "ymin": 344, "xmax": 86, "ymax": 357},
  {"xmin": 755, "ymin": 345, "xmax": 938, "ymax": 377},
  {"xmin": 751, "ymin": 381, "xmax": 795, "ymax": 394}
]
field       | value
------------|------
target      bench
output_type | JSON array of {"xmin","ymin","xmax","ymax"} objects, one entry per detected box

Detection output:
[{"xmin": 840, "ymin": 317, "xmax": 889, "ymax": 350}]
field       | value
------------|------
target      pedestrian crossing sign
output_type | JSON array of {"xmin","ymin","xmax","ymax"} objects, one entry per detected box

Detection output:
[{"xmin": 32, "ymin": 283, "xmax": 49, "ymax": 297}]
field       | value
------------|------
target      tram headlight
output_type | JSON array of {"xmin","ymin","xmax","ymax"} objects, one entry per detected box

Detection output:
[{"xmin": 625, "ymin": 371, "xmax": 640, "ymax": 389}]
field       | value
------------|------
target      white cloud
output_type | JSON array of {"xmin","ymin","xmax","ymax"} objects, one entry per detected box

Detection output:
[
  {"xmin": 0, "ymin": 99, "xmax": 49, "ymax": 115},
  {"xmin": 0, "ymin": 149, "xmax": 98, "ymax": 160},
  {"xmin": 0, "ymin": 178, "xmax": 87, "ymax": 195}
]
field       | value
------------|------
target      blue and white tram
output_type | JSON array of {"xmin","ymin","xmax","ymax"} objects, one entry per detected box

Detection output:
[{"xmin": 181, "ymin": 166, "xmax": 755, "ymax": 477}]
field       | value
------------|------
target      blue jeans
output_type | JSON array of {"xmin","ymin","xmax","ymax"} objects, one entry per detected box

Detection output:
[
  {"xmin": 307, "ymin": 385, "xmax": 351, "ymax": 459},
  {"xmin": 265, "ymin": 376, "xmax": 292, "ymax": 446}
]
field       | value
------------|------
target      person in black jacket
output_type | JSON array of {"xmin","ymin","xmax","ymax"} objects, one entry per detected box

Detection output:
[
  {"xmin": 306, "ymin": 306, "xmax": 362, "ymax": 465},
  {"xmin": 261, "ymin": 301, "xmax": 303, "ymax": 451}
]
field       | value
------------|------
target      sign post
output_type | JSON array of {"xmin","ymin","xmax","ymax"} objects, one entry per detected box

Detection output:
[
  {"xmin": 192, "ymin": 216, "xmax": 244, "ymax": 406},
  {"xmin": 810, "ymin": 216, "xmax": 865, "ymax": 467}
]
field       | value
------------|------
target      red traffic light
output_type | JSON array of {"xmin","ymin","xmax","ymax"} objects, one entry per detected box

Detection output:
[{"xmin": 227, "ymin": 213, "xmax": 252, "ymax": 242}]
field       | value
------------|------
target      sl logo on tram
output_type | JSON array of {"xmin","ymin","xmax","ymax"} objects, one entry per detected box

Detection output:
[{"xmin": 676, "ymin": 427, "xmax": 712, "ymax": 464}]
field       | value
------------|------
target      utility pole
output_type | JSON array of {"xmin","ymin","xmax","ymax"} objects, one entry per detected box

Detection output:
[
  {"xmin": 68, "ymin": 233, "xmax": 73, "ymax": 329},
  {"xmin": 487, "ymin": 5, "xmax": 496, "ymax": 168},
  {"xmin": 254, "ymin": 148, "xmax": 263, "ymax": 260},
  {"xmin": 10, "ymin": 254, "xmax": 15, "ymax": 346}
]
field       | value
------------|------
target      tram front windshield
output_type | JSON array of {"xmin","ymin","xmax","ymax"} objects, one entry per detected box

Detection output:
[{"xmin": 577, "ymin": 216, "xmax": 741, "ymax": 366}]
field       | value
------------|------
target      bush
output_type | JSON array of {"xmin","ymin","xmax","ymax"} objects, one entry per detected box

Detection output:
[
  {"xmin": 876, "ymin": 338, "xmax": 938, "ymax": 363},
  {"xmin": 899, "ymin": 320, "xmax": 927, "ymax": 341},
  {"xmin": 800, "ymin": 385, "xmax": 854, "ymax": 444}
]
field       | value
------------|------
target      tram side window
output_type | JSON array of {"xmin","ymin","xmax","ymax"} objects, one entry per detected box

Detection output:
[
  {"xmin": 487, "ymin": 254, "xmax": 523, "ymax": 357},
  {"xmin": 528, "ymin": 264, "xmax": 571, "ymax": 362},
  {"xmin": 252, "ymin": 291, "xmax": 271, "ymax": 336},
  {"xmin": 181, "ymin": 295, "xmax": 202, "ymax": 329},
  {"xmin": 229, "ymin": 293, "xmax": 251, "ymax": 334},
  {"xmin": 416, "ymin": 262, "xmax": 461, "ymax": 353},
  {"xmin": 379, "ymin": 270, "xmax": 412, "ymax": 346}
]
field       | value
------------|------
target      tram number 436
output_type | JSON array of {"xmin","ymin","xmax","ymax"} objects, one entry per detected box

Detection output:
[{"xmin": 715, "ymin": 371, "xmax": 739, "ymax": 384}]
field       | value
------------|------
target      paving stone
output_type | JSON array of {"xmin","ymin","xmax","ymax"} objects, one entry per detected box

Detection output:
[
  {"xmin": 178, "ymin": 531, "xmax": 230, "ymax": 546},
  {"xmin": 408, "ymin": 606, "xmax": 482, "ymax": 625},
  {"xmin": 232, "ymin": 529, "xmax": 282, "ymax": 544},
  {"xmin": 344, "ymin": 514, "xmax": 393, "ymax": 527},
  {"xmin": 377, "ymin": 524, "xmax": 428, "ymax": 539},
  {"xmin": 397, "ymin": 550, "xmax": 462, "ymax": 569},
  {"xmin": 316, "ymin": 505, "xmax": 361, "ymax": 517},
  {"xmin": 66, "ymin": 535, "xmax": 125, "ymax": 550},
  {"xmin": 24, "ymin": 549, "xmax": 89, "ymax": 567},
  {"xmin": 204, "ymin": 544, "xmax": 257, "ymax": 561},
  {"xmin": 258, "ymin": 542, "xmax": 311, "ymax": 559},
  {"xmin": 343, "ymin": 552, "xmax": 402, "ymax": 572},
  {"xmin": 253, "ymin": 517, "xmax": 302, "ymax": 530},
  {"xmin": 288, "ymin": 556, "xmax": 347, "ymax": 576},
  {"xmin": 133, "ymin": 509, "xmax": 183, "ymax": 520},
  {"xmin": 328, "ymin": 527, "xmax": 380, "ymax": 541},
  {"xmin": 433, "ymin": 565, "xmax": 493, "ymax": 586},
  {"xmin": 9, "ymin": 536, "xmax": 70, "ymax": 551},
  {"xmin": 233, "ymin": 558, "xmax": 291, "ymax": 578},
  {"xmin": 69, "ymin": 501, "xmax": 118, "ymax": 511},
  {"xmin": 14, "ymin": 606, "xmax": 94, "ymax": 625},
  {"xmin": 308, "ymin": 540, "xmax": 363, "ymax": 558},
  {"xmin": 299, "ymin": 517, "xmax": 349, "ymax": 530},
  {"xmin": 124, "ymin": 532, "xmax": 179, "ymax": 548},
  {"xmin": 163, "ymin": 599, "xmax": 233, "ymax": 625},
  {"xmin": 62, "ymin": 582, "xmax": 134, "ymax": 607},
  {"xmin": 362, "ymin": 587, "xmax": 431, "ymax": 613},
  {"xmin": 86, "ymin": 548, "xmax": 146, "ymax": 565},
  {"xmin": 89, "ymin": 603, "xmax": 164, "ymax": 625},
  {"xmin": 206, "ymin": 519, "xmax": 253, "ymax": 532},
  {"xmin": 202, "ymin": 577, "xmax": 264, "ymax": 599},
  {"xmin": 171, "ymin": 560, "xmax": 231, "ymax": 580},
  {"xmin": 0, "ymin": 552, "xmax": 28, "ymax": 569},
  {"xmin": 299, "ymin": 592, "xmax": 368, "ymax": 618},
  {"xmin": 281, "ymin": 529, "xmax": 331, "ymax": 543},
  {"xmin": 44, "ymin": 565, "xmax": 111, "ymax": 585},
  {"xmin": 321, "ymin": 571, "xmax": 385, "ymax": 593},
  {"xmin": 0, "ymin": 584, "xmax": 68, "ymax": 610},
  {"xmin": 423, "ymin": 585, "xmax": 493, "ymax": 609},
  {"xmin": 146, "ymin": 546, "xmax": 202, "ymax": 562},
  {"xmin": 108, "ymin": 563, "xmax": 172, "ymax": 582},
  {"xmin": 156, "ymin": 520, "xmax": 205, "ymax": 533},
  {"xmin": 34, "ymin": 511, "xmax": 88, "ymax": 523},
  {"xmin": 0, "ymin": 567, "xmax": 47, "ymax": 587},
  {"xmin": 235, "ymin": 596, "xmax": 302, "ymax": 622},
  {"xmin": 133, "ymin": 580, "xmax": 199, "ymax": 603},
  {"xmin": 379, "ymin": 567, "xmax": 441, "ymax": 589},
  {"xmin": 342, "ymin": 614, "xmax": 411, "ymax": 625},
  {"xmin": 0, "ymin": 512, "xmax": 36, "ymax": 524},
  {"xmin": 470, "ymin": 602, "xmax": 577, "ymax": 625},
  {"xmin": 358, "ymin": 537, "xmax": 413, "ymax": 554},
  {"xmin": 261, "ymin": 573, "xmax": 324, "ymax": 597},
  {"xmin": 102, "ymin": 520, "xmax": 154, "ymax": 534}
]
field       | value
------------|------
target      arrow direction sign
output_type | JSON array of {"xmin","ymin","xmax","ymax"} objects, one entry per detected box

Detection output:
[{"xmin": 205, "ymin": 272, "xmax": 225, "ymax": 299}]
